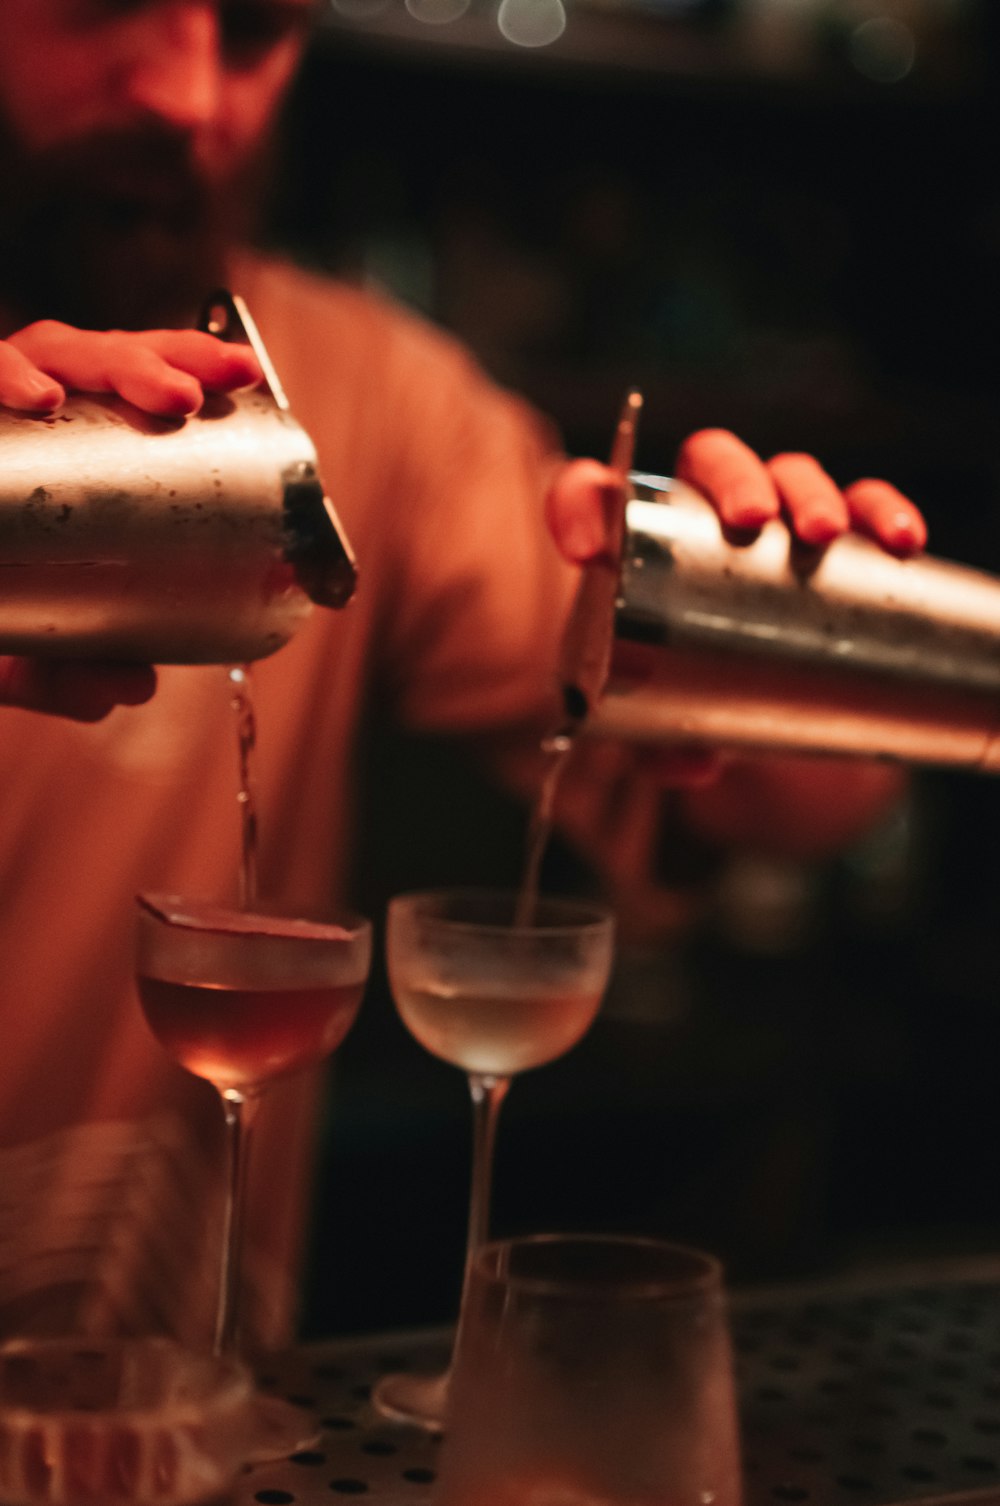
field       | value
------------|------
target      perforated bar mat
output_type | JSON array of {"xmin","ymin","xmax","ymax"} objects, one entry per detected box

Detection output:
[{"xmin": 236, "ymin": 1278, "xmax": 1000, "ymax": 1506}]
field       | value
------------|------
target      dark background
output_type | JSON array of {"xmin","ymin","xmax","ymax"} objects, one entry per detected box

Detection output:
[{"xmin": 257, "ymin": 0, "xmax": 1000, "ymax": 1336}]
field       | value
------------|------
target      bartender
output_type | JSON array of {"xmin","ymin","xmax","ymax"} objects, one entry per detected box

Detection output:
[{"xmin": 0, "ymin": 0, "xmax": 925, "ymax": 1345}]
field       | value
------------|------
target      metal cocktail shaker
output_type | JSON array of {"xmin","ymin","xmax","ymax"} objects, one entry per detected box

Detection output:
[
  {"xmin": 0, "ymin": 292, "xmax": 356, "ymax": 664},
  {"xmin": 563, "ymin": 471, "xmax": 1000, "ymax": 773}
]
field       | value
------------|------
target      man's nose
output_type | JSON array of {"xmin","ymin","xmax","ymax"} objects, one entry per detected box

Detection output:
[{"xmin": 121, "ymin": 2, "xmax": 224, "ymax": 133}]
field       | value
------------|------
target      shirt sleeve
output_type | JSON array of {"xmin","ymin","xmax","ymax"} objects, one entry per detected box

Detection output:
[{"xmin": 371, "ymin": 315, "xmax": 574, "ymax": 737}]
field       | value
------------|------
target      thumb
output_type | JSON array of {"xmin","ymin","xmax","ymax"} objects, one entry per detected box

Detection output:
[{"xmin": 545, "ymin": 458, "xmax": 625, "ymax": 565}]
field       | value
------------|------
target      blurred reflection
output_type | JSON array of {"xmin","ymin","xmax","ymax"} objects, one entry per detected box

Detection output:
[{"xmin": 406, "ymin": 0, "xmax": 472, "ymax": 23}]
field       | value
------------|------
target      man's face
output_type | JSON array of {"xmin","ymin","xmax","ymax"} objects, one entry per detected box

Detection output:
[{"xmin": 0, "ymin": 0, "xmax": 313, "ymax": 329}]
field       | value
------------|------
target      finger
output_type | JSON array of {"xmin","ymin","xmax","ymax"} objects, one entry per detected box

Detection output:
[
  {"xmin": 145, "ymin": 330, "xmax": 263, "ymax": 391},
  {"xmin": 0, "ymin": 658, "xmax": 157, "ymax": 722},
  {"xmin": 844, "ymin": 478, "xmax": 928, "ymax": 556},
  {"xmin": 9, "ymin": 322, "xmax": 260, "ymax": 413},
  {"xmin": 107, "ymin": 346, "xmax": 206, "ymax": 416},
  {"xmin": 0, "ymin": 340, "xmax": 65, "ymax": 412},
  {"xmin": 675, "ymin": 428, "xmax": 780, "ymax": 533},
  {"xmin": 9, "ymin": 324, "xmax": 203, "ymax": 416},
  {"xmin": 767, "ymin": 452, "xmax": 850, "ymax": 547},
  {"xmin": 545, "ymin": 458, "xmax": 625, "ymax": 564}
]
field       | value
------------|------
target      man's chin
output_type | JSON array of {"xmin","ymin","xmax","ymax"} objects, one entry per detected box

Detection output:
[
  {"xmin": 87, "ymin": 217, "xmax": 227, "ymax": 328},
  {"xmin": 0, "ymin": 117, "xmax": 272, "ymax": 333},
  {"xmin": 0, "ymin": 163, "xmax": 233, "ymax": 331}
]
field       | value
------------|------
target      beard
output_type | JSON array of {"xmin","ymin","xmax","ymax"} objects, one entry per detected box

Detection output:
[{"xmin": 0, "ymin": 118, "xmax": 269, "ymax": 332}]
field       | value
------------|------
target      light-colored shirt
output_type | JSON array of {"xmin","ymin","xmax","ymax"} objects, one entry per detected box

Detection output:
[{"xmin": 0, "ymin": 253, "xmax": 573, "ymax": 1346}]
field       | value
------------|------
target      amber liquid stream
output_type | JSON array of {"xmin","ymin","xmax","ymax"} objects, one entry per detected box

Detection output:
[
  {"xmin": 228, "ymin": 664, "xmax": 259, "ymax": 911},
  {"xmin": 135, "ymin": 667, "xmax": 364, "ymax": 1094}
]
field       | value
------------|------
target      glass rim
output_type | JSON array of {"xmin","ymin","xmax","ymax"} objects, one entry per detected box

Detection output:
[
  {"xmin": 387, "ymin": 887, "xmax": 614, "ymax": 938},
  {"xmin": 135, "ymin": 891, "xmax": 372, "ymax": 944},
  {"xmin": 470, "ymin": 1233, "xmax": 724, "ymax": 1300},
  {"xmin": 0, "ymin": 1336, "xmax": 253, "ymax": 1428}
]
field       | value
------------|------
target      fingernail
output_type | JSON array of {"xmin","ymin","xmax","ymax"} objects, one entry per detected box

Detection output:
[
  {"xmin": 797, "ymin": 514, "xmax": 840, "ymax": 546},
  {"xmin": 23, "ymin": 376, "xmax": 64, "ymax": 411},
  {"xmin": 894, "ymin": 513, "xmax": 925, "ymax": 548},
  {"xmin": 159, "ymin": 388, "xmax": 202, "ymax": 418},
  {"xmin": 726, "ymin": 492, "xmax": 774, "ymax": 529}
]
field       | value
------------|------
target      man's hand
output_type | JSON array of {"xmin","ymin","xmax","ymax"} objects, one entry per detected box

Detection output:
[
  {"xmin": 0, "ymin": 323, "xmax": 262, "ymax": 417},
  {"xmin": 674, "ymin": 428, "xmax": 926, "ymax": 554},
  {"xmin": 546, "ymin": 426, "xmax": 926, "ymax": 564},
  {"xmin": 544, "ymin": 427, "xmax": 928, "ymax": 818},
  {"xmin": 0, "ymin": 321, "xmax": 262, "ymax": 719}
]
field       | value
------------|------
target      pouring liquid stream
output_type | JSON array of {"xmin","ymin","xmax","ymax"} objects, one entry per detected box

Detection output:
[
  {"xmin": 515, "ymin": 390, "xmax": 642, "ymax": 930},
  {"xmin": 514, "ymin": 730, "xmax": 576, "ymax": 929},
  {"xmin": 228, "ymin": 664, "xmax": 260, "ymax": 911}
]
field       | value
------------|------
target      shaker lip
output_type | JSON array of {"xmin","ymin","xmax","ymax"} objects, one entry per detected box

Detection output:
[
  {"xmin": 198, "ymin": 290, "xmax": 359, "ymax": 614},
  {"xmin": 280, "ymin": 462, "xmax": 357, "ymax": 610},
  {"xmin": 200, "ymin": 286, "xmax": 290, "ymax": 411}
]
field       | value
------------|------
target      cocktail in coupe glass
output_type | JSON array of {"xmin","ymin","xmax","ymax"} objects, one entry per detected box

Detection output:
[
  {"xmin": 372, "ymin": 888, "xmax": 615, "ymax": 1432},
  {"xmin": 135, "ymin": 893, "xmax": 371, "ymax": 1455}
]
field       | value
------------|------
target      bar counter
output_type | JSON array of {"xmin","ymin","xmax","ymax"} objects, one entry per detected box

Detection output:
[{"xmin": 236, "ymin": 1260, "xmax": 1000, "ymax": 1506}]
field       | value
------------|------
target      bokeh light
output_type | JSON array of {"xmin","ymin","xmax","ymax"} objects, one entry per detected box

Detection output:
[
  {"xmin": 850, "ymin": 17, "xmax": 917, "ymax": 83},
  {"xmin": 497, "ymin": 0, "xmax": 568, "ymax": 48}
]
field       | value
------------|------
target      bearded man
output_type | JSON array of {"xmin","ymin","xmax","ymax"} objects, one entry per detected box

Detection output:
[{"xmin": 0, "ymin": 1, "xmax": 925, "ymax": 1345}]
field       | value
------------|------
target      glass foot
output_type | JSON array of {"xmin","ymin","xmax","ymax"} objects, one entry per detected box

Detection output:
[
  {"xmin": 245, "ymin": 1392, "xmax": 323, "ymax": 1463},
  {"xmin": 371, "ymin": 1369, "xmax": 449, "ymax": 1432}
]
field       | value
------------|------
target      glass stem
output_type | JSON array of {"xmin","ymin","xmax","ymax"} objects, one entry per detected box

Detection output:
[
  {"xmin": 464, "ymin": 1073, "xmax": 511, "ymax": 1276},
  {"xmin": 215, "ymin": 1087, "xmax": 261, "ymax": 1357}
]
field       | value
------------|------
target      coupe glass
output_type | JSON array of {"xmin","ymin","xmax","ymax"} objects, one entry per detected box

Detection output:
[
  {"xmin": 437, "ymin": 1235, "xmax": 743, "ymax": 1506},
  {"xmin": 372, "ymin": 889, "xmax": 614, "ymax": 1430},
  {"xmin": 134, "ymin": 893, "xmax": 371, "ymax": 1453}
]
